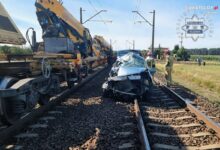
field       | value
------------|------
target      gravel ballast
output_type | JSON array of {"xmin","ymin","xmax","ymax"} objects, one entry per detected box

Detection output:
[{"xmin": 5, "ymin": 69, "xmax": 139, "ymax": 150}]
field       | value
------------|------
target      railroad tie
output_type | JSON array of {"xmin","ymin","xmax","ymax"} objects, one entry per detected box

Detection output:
[
  {"xmin": 15, "ymin": 133, "xmax": 39, "ymax": 138},
  {"xmin": 29, "ymin": 124, "xmax": 48, "ymax": 129},
  {"xmin": 145, "ymin": 110, "xmax": 186, "ymax": 114},
  {"xmin": 165, "ymin": 101, "xmax": 177, "ymax": 105},
  {"xmin": 153, "ymin": 143, "xmax": 220, "ymax": 150},
  {"xmin": 0, "ymin": 126, "xmax": 8, "ymax": 130},
  {"xmin": 55, "ymin": 105, "xmax": 67, "ymax": 109},
  {"xmin": 160, "ymin": 95, "xmax": 169, "ymax": 98},
  {"xmin": 39, "ymin": 116, "xmax": 56, "ymax": 121},
  {"xmin": 162, "ymin": 98, "xmax": 174, "ymax": 101},
  {"xmin": 124, "ymin": 116, "xmax": 133, "ymax": 120},
  {"xmin": 207, "ymin": 116, "xmax": 216, "ymax": 119},
  {"xmin": 5, "ymin": 145, "xmax": 23, "ymax": 150},
  {"xmin": 48, "ymin": 111, "xmax": 63, "ymax": 115},
  {"xmin": 150, "ymin": 96, "xmax": 159, "ymax": 100},
  {"xmin": 120, "ymin": 123, "xmax": 135, "ymax": 127},
  {"xmin": 118, "ymin": 142, "xmax": 135, "ymax": 149},
  {"xmin": 147, "ymin": 116, "xmax": 193, "ymax": 121},
  {"xmin": 146, "ymin": 123, "xmax": 201, "ymax": 128},
  {"xmin": 116, "ymin": 132, "xmax": 134, "ymax": 139},
  {"xmin": 167, "ymin": 105, "xmax": 181, "ymax": 109},
  {"xmin": 150, "ymin": 132, "xmax": 212, "ymax": 138},
  {"xmin": 153, "ymin": 143, "xmax": 184, "ymax": 150}
]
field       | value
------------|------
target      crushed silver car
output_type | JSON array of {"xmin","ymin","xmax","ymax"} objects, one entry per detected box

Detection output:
[{"xmin": 102, "ymin": 52, "xmax": 153, "ymax": 100}]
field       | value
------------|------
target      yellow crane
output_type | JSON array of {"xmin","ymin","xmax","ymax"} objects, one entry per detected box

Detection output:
[
  {"xmin": 0, "ymin": 0, "xmax": 112, "ymax": 125},
  {"xmin": 35, "ymin": 0, "xmax": 93, "ymax": 57}
]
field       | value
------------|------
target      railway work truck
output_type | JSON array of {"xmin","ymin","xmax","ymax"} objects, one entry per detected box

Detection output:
[{"xmin": 0, "ymin": 0, "xmax": 111, "ymax": 125}]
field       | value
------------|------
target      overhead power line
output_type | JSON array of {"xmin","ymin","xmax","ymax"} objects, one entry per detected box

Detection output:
[{"xmin": 86, "ymin": 0, "xmax": 111, "ymax": 35}]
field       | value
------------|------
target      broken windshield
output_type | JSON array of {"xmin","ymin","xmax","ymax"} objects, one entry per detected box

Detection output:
[{"xmin": 119, "ymin": 52, "xmax": 146, "ymax": 68}]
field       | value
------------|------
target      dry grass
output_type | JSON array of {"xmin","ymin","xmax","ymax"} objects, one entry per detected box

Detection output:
[{"xmin": 156, "ymin": 62, "xmax": 220, "ymax": 104}]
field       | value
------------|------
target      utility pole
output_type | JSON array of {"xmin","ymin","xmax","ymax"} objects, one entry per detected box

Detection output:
[
  {"xmin": 126, "ymin": 40, "xmax": 135, "ymax": 50},
  {"xmin": 133, "ymin": 40, "xmax": 135, "ymax": 50},
  {"xmin": 80, "ymin": 7, "xmax": 83, "ymax": 24},
  {"xmin": 132, "ymin": 10, "xmax": 156, "ymax": 54},
  {"xmin": 180, "ymin": 33, "xmax": 183, "ymax": 48},
  {"xmin": 110, "ymin": 39, "xmax": 112, "ymax": 49},
  {"xmin": 151, "ymin": 10, "xmax": 155, "ymax": 54}
]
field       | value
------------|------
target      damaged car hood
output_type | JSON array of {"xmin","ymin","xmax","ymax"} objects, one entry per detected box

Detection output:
[
  {"xmin": 115, "ymin": 52, "xmax": 147, "ymax": 76},
  {"xmin": 103, "ymin": 52, "xmax": 153, "ymax": 98},
  {"xmin": 117, "ymin": 66, "xmax": 146, "ymax": 76}
]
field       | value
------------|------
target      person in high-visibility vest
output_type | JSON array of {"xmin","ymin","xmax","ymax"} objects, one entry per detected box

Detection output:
[{"xmin": 165, "ymin": 51, "xmax": 174, "ymax": 86}]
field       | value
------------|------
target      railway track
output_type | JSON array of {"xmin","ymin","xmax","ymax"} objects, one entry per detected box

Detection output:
[
  {"xmin": 2, "ymin": 68, "xmax": 220, "ymax": 149},
  {"xmin": 169, "ymin": 85, "xmax": 220, "ymax": 124},
  {"xmin": 1, "ymin": 66, "xmax": 142, "ymax": 150},
  {"xmin": 0, "ymin": 66, "xmax": 106, "ymax": 147},
  {"xmin": 135, "ymin": 80, "xmax": 220, "ymax": 149},
  {"xmin": 155, "ymin": 72, "xmax": 220, "ymax": 126}
]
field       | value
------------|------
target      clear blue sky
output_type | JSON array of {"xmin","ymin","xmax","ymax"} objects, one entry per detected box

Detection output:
[{"xmin": 1, "ymin": 0, "xmax": 220, "ymax": 50}]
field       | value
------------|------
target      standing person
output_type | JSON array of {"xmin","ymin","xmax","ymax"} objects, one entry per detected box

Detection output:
[
  {"xmin": 165, "ymin": 51, "xmax": 174, "ymax": 86},
  {"xmin": 198, "ymin": 57, "xmax": 202, "ymax": 66},
  {"xmin": 145, "ymin": 52, "xmax": 156, "ymax": 77}
]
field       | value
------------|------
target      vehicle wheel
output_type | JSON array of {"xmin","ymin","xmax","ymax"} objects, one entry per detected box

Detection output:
[
  {"xmin": 38, "ymin": 94, "xmax": 50, "ymax": 106},
  {"xmin": 0, "ymin": 97, "xmax": 26, "ymax": 125},
  {"xmin": 67, "ymin": 80, "xmax": 75, "ymax": 88},
  {"xmin": 81, "ymin": 65, "xmax": 88, "ymax": 78},
  {"xmin": 103, "ymin": 89, "xmax": 113, "ymax": 98},
  {"xmin": 67, "ymin": 72, "xmax": 77, "ymax": 88},
  {"xmin": 141, "ymin": 92, "xmax": 148, "ymax": 101},
  {"xmin": 0, "ymin": 77, "xmax": 26, "ymax": 125},
  {"xmin": 0, "ymin": 76, "xmax": 18, "ymax": 89}
]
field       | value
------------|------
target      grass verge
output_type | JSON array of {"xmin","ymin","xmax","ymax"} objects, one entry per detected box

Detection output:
[{"xmin": 156, "ymin": 62, "xmax": 220, "ymax": 104}]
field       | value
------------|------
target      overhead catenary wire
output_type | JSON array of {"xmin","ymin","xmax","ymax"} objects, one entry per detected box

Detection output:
[
  {"xmin": 86, "ymin": 0, "xmax": 112, "ymax": 47},
  {"xmin": 136, "ymin": 0, "xmax": 141, "ymax": 12},
  {"xmin": 86, "ymin": 0, "xmax": 107, "ymax": 25},
  {"xmin": 86, "ymin": 0, "xmax": 110, "ymax": 30},
  {"xmin": 130, "ymin": 0, "xmax": 143, "ymax": 50}
]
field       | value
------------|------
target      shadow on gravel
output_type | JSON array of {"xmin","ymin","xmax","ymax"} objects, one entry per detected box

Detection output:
[
  {"xmin": 6, "ymin": 67, "xmax": 138, "ymax": 150},
  {"xmin": 62, "ymin": 97, "xmax": 135, "ymax": 150},
  {"xmin": 57, "ymin": 68, "xmax": 136, "ymax": 150},
  {"xmin": 171, "ymin": 84, "xmax": 197, "ymax": 101}
]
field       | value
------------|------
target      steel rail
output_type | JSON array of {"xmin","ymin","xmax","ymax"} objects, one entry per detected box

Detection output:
[
  {"xmin": 154, "ymin": 78, "xmax": 220, "ymax": 138},
  {"xmin": 134, "ymin": 99, "xmax": 151, "ymax": 150},
  {"xmin": 0, "ymin": 66, "xmax": 107, "ymax": 144}
]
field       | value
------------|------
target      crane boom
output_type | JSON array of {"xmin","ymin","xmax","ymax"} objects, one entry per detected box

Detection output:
[{"xmin": 35, "ymin": 0, "xmax": 92, "ymax": 56}]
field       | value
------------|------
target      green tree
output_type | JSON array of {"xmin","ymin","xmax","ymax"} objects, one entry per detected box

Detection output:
[
  {"xmin": 0, "ymin": 45, "xmax": 11, "ymax": 54},
  {"xmin": 155, "ymin": 44, "xmax": 163, "ymax": 59},
  {"xmin": 0, "ymin": 46, "xmax": 32, "ymax": 55},
  {"xmin": 177, "ymin": 47, "xmax": 190, "ymax": 61},
  {"xmin": 173, "ymin": 45, "xmax": 179, "ymax": 54}
]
